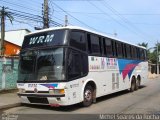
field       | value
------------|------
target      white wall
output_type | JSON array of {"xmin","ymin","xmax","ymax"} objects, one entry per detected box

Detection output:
[{"xmin": 0, "ymin": 29, "xmax": 30, "ymax": 46}]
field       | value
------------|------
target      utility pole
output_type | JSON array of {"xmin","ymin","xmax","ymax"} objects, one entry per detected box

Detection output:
[
  {"xmin": 43, "ymin": 0, "xmax": 49, "ymax": 28},
  {"xmin": 65, "ymin": 15, "xmax": 68, "ymax": 26},
  {"xmin": 0, "ymin": 6, "xmax": 5, "ymax": 55},
  {"xmin": 157, "ymin": 40, "xmax": 159, "ymax": 75}
]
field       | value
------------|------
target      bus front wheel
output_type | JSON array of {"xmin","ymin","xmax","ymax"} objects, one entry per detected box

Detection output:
[{"xmin": 82, "ymin": 85, "xmax": 93, "ymax": 107}]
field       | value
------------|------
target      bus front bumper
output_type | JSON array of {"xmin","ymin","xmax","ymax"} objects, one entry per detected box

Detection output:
[{"xmin": 17, "ymin": 93, "xmax": 66, "ymax": 106}]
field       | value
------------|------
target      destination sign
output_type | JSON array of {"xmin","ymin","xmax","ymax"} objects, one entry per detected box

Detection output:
[
  {"xmin": 29, "ymin": 34, "xmax": 54, "ymax": 45},
  {"xmin": 22, "ymin": 30, "xmax": 67, "ymax": 49}
]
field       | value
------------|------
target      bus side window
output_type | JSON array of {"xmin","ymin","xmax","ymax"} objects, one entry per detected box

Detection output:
[
  {"xmin": 116, "ymin": 42, "xmax": 123, "ymax": 58},
  {"xmin": 121, "ymin": 43, "xmax": 125, "ymax": 58},
  {"xmin": 130, "ymin": 46, "xmax": 133, "ymax": 59},
  {"xmin": 112, "ymin": 41, "xmax": 117, "ymax": 57},
  {"xmin": 123, "ymin": 44, "xmax": 127, "ymax": 58},
  {"xmin": 136, "ymin": 48, "xmax": 140, "ymax": 59},
  {"xmin": 103, "ymin": 38, "xmax": 106, "ymax": 55},
  {"xmin": 126, "ymin": 44, "xmax": 131, "ymax": 59},
  {"xmin": 104, "ymin": 38, "xmax": 113, "ymax": 57},
  {"xmin": 133, "ymin": 47, "xmax": 137, "ymax": 59},
  {"xmin": 99, "ymin": 37, "xmax": 104, "ymax": 56},
  {"xmin": 70, "ymin": 31, "xmax": 86, "ymax": 51},
  {"xmin": 88, "ymin": 34, "xmax": 101, "ymax": 56},
  {"xmin": 140, "ymin": 49, "xmax": 145, "ymax": 60},
  {"xmin": 81, "ymin": 53, "xmax": 89, "ymax": 76},
  {"xmin": 87, "ymin": 34, "xmax": 91, "ymax": 54}
]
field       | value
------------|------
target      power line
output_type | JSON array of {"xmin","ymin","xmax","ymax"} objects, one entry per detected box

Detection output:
[
  {"xmin": 0, "ymin": 0, "xmax": 40, "ymax": 12},
  {"xmin": 54, "ymin": 10, "xmax": 160, "ymax": 16},
  {"xmin": 87, "ymin": 1, "xmax": 151, "ymax": 41},
  {"xmin": 0, "ymin": 5, "xmax": 63, "ymax": 28},
  {"xmin": 49, "ymin": 0, "xmax": 103, "ymax": 31},
  {"xmin": 48, "ymin": 0, "xmax": 103, "ymax": 1},
  {"xmin": 101, "ymin": 1, "xmax": 156, "ymax": 40},
  {"xmin": 49, "ymin": 1, "xmax": 73, "ymax": 26}
]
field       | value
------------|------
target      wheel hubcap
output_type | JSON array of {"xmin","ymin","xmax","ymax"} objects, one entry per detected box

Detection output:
[{"xmin": 84, "ymin": 90, "xmax": 92, "ymax": 101}]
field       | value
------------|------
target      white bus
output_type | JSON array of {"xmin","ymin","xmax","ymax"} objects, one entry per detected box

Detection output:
[{"xmin": 17, "ymin": 26, "xmax": 148, "ymax": 107}]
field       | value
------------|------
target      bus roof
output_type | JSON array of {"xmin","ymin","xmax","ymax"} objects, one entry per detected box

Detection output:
[{"xmin": 27, "ymin": 26, "xmax": 146, "ymax": 49}]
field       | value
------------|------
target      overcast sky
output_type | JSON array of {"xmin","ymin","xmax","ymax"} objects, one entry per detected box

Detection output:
[{"xmin": 1, "ymin": 0, "xmax": 160, "ymax": 48}]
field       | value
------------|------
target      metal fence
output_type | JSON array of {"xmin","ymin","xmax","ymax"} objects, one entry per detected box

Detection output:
[
  {"xmin": 0, "ymin": 56, "xmax": 19, "ymax": 90},
  {"xmin": 149, "ymin": 63, "xmax": 160, "ymax": 74}
]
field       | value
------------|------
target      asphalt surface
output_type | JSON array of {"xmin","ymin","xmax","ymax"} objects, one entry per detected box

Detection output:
[{"xmin": 1, "ymin": 78, "xmax": 160, "ymax": 120}]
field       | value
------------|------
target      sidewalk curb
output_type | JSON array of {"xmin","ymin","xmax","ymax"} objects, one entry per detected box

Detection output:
[
  {"xmin": 0, "ymin": 103, "xmax": 21, "ymax": 110},
  {"xmin": 0, "ymin": 89, "xmax": 18, "ymax": 94}
]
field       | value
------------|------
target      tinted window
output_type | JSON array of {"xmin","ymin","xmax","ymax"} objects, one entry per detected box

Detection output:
[
  {"xmin": 18, "ymin": 48, "xmax": 66, "ymax": 81},
  {"xmin": 88, "ymin": 34, "xmax": 100, "ymax": 55},
  {"xmin": 81, "ymin": 53, "xmax": 89, "ymax": 76},
  {"xmin": 68, "ymin": 49, "xmax": 88, "ymax": 80},
  {"xmin": 136, "ymin": 48, "xmax": 140, "ymax": 59},
  {"xmin": 104, "ymin": 38, "xmax": 113, "ymax": 57},
  {"xmin": 99, "ymin": 37, "xmax": 104, "ymax": 55},
  {"xmin": 131, "ymin": 46, "xmax": 137, "ymax": 59},
  {"xmin": 22, "ymin": 30, "xmax": 68, "ymax": 49},
  {"xmin": 140, "ymin": 49, "xmax": 145, "ymax": 60},
  {"xmin": 126, "ymin": 45, "xmax": 131, "ymax": 59},
  {"xmin": 123, "ymin": 44, "xmax": 127, "ymax": 58},
  {"xmin": 116, "ymin": 42, "xmax": 123, "ymax": 58},
  {"xmin": 70, "ymin": 31, "xmax": 86, "ymax": 51},
  {"xmin": 112, "ymin": 41, "xmax": 117, "ymax": 57}
]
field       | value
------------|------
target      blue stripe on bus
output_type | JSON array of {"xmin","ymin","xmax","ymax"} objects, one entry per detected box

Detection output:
[
  {"xmin": 118, "ymin": 59, "xmax": 142, "ymax": 80},
  {"xmin": 40, "ymin": 84, "xmax": 58, "ymax": 89}
]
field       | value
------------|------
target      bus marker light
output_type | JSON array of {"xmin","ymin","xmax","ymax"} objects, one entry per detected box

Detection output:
[{"xmin": 59, "ymin": 89, "xmax": 65, "ymax": 94}]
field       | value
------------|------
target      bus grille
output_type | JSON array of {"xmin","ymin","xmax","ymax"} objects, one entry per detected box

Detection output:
[{"xmin": 28, "ymin": 97, "xmax": 49, "ymax": 104}]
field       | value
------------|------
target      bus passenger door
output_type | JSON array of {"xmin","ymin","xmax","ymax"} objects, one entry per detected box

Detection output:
[{"xmin": 67, "ymin": 49, "xmax": 88, "ymax": 103}]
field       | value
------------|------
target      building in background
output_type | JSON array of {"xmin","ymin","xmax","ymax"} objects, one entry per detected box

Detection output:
[
  {"xmin": 0, "ymin": 29, "xmax": 30, "ymax": 56},
  {"xmin": 3, "ymin": 40, "xmax": 21, "ymax": 56}
]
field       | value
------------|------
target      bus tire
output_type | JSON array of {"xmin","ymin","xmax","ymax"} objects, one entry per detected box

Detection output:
[
  {"xmin": 82, "ymin": 85, "xmax": 93, "ymax": 107},
  {"xmin": 135, "ymin": 77, "xmax": 140, "ymax": 90},
  {"xmin": 130, "ymin": 78, "xmax": 136, "ymax": 92}
]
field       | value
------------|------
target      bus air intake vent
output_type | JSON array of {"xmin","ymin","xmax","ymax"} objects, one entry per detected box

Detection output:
[{"xmin": 27, "ymin": 97, "xmax": 49, "ymax": 104}]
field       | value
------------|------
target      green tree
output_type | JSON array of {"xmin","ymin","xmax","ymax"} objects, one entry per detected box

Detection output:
[
  {"xmin": 138, "ymin": 42, "xmax": 148, "ymax": 48},
  {"xmin": 147, "ymin": 42, "xmax": 160, "ymax": 64}
]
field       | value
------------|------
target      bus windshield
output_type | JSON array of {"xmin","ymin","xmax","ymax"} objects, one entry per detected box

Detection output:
[{"xmin": 18, "ymin": 48, "xmax": 66, "ymax": 81}]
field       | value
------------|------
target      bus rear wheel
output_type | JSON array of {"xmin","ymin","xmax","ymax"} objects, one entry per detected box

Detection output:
[
  {"xmin": 135, "ymin": 78, "xmax": 140, "ymax": 90},
  {"xmin": 82, "ymin": 85, "xmax": 93, "ymax": 107},
  {"xmin": 130, "ymin": 78, "xmax": 136, "ymax": 92}
]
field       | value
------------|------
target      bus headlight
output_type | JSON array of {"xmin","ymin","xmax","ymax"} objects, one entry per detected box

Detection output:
[
  {"xmin": 49, "ymin": 89, "xmax": 65, "ymax": 94},
  {"xmin": 19, "ymin": 88, "xmax": 26, "ymax": 93}
]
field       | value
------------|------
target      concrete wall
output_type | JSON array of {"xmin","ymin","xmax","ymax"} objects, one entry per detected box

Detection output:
[{"xmin": 0, "ymin": 56, "xmax": 19, "ymax": 90}]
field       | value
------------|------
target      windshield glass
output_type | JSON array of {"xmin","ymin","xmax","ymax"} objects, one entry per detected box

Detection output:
[
  {"xmin": 22, "ymin": 29, "xmax": 68, "ymax": 49},
  {"xmin": 18, "ymin": 48, "xmax": 66, "ymax": 81}
]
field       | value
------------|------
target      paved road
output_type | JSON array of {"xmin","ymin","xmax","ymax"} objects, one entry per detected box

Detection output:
[{"xmin": 1, "ymin": 78, "xmax": 160, "ymax": 120}]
